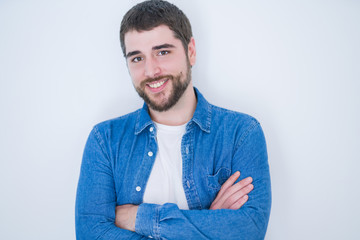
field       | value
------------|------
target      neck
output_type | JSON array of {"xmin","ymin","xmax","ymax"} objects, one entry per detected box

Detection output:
[{"xmin": 149, "ymin": 84, "xmax": 197, "ymax": 126}]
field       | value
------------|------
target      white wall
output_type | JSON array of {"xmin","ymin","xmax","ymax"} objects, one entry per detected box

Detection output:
[{"xmin": 0, "ymin": 0, "xmax": 359, "ymax": 239}]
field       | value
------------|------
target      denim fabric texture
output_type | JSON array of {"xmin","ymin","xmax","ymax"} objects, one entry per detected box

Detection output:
[{"xmin": 75, "ymin": 88, "xmax": 271, "ymax": 240}]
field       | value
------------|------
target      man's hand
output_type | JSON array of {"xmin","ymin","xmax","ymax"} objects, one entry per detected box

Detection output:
[
  {"xmin": 210, "ymin": 171, "xmax": 253, "ymax": 210},
  {"xmin": 115, "ymin": 204, "xmax": 138, "ymax": 232}
]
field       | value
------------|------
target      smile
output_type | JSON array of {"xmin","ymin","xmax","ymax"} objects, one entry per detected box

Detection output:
[{"xmin": 148, "ymin": 79, "xmax": 168, "ymax": 89}]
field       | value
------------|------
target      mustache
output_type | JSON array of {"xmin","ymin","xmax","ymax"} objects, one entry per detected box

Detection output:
[{"xmin": 140, "ymin": 75, "xmax": 174, "ymax": 88}]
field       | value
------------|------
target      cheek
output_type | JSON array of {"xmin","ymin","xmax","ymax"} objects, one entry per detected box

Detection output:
[
  {"xmin": 128, "ymin": 66, "xmax": 143, "ymax": 84},
  {"xmin": 159, "ymin": 58, "xmax": 185, "ymax": 74}
]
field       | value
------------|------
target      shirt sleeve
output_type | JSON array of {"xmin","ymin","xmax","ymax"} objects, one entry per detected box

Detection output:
[
  {"xmin": 75, "ymin": 126, "xmax": 152, "ymax": 240},
  {"xmin": 135, "ymin": 121, "xmax": 271, "ymax": 240}
]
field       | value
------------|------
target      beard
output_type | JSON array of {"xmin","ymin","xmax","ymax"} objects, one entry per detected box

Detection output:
[{"xmin": 134, "ymin": 64, "xmax": 192, "ymax": 112}]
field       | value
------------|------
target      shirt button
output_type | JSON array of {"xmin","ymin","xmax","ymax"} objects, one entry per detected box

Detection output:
[
  {"xmin": 148, "ymin": 151, "xmax": 153, "ymax": 157},
  {"xmin": 186, "ymin": 146, "xmax": 189, "ymax": 154},
  {"xmin": 136, "ymin": 186, "xmax": 141, "ymax": 192},
  {"xmin": 149, "ymin": 127, "xmax": 154, "ymax": 132},
  {"xmin": 148, "ymin": 236, "xmax": 153, "ymax": 239}
]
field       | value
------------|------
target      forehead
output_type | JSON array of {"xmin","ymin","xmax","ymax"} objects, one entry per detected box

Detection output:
[{"xmin": 124, "ymin": 25, "xmax": 181, "ymax": 54}]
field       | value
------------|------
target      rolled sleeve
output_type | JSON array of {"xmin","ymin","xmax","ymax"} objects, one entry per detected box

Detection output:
[{"xmin": 135, "ymin": 203, "xmax": 160, "ymax": 239}]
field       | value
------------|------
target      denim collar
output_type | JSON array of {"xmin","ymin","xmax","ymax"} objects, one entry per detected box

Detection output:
[{"xmin": 134, "ymin": 87, "xmax": 211, "ymax": 135}]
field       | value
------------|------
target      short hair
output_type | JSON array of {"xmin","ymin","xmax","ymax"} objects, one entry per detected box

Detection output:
[{"xmin": 120, "ymin": 0, "xmax": 193, "ymax": 57}]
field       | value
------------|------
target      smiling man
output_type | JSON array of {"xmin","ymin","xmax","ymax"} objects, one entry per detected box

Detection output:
[{"xmin": 75, "ymin": 1, "xmax": 271, "ymax": 239}]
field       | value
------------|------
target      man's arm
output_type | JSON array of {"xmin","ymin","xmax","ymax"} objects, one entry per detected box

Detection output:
[
  {"xmin": 75, "ymin": 127, "xmax": 151, "ymax": 240},
  {"xmin": 117, "ymin": 121, "xmax": 271, "ymax": 240}
]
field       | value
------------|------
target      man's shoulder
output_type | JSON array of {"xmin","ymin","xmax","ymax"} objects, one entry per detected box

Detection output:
[
  {"xmin": 210, "ymin": 104, "xmax": 260, "ymax": 128},
  {"xmin": 208, "ymin": 104, "xmax": 265, "ymax": 147},
  {"xmin": 193, "ymin": 88, "xmax": 261, "ymax": 134}
]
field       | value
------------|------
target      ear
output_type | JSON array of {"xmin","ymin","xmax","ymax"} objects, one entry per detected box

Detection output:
[{"xmin": 187, "ymin": 37, "xmax": 196, "ymax": 66}]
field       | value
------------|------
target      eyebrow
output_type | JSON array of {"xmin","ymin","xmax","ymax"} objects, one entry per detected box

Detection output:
[
  {"xmin": 152, "ymin": 43, "xmax": 175, "ymax": 50},
  {"xmin": 126, "ymin": 50, "xmax": 141, "ymax": 59},
  {"xmin": 125, "ymin": 43, "xmax": 176, "ymax": 59}
]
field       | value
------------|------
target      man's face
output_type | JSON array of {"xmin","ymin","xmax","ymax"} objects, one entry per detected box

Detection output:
[{"xmin": 124, "ymin": 25, "xmax": 196, "ymax": 112}]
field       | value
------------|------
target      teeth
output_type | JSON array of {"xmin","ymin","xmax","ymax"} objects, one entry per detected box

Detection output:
[{"xmin": 149, "ymin": 80, "xmax": 166, "ymax": 88}]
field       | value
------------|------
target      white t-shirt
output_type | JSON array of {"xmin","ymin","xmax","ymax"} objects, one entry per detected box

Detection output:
[{"xmin": 143, "ymin": 122, "xmax": 189, "ymax": 210}]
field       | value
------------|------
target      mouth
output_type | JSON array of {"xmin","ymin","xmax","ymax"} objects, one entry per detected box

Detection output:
[{"xmin": 146, "ymin": 79, "xmax": 169, "ymax": 92}]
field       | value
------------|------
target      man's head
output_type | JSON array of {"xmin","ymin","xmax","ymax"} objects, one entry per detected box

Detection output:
[
  {"xmin": 120, "ymin": 1, "xmax": 196, "ymax": 112},
  {"xmin": 120, "ymin": 0, "xmax": 193, "ymax": 57}
]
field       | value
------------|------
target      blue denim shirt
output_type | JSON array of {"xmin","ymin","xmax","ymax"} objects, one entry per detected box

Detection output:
[{"xmin": 75, "ymin": 88, "xmax": 271, "ymax": 240}]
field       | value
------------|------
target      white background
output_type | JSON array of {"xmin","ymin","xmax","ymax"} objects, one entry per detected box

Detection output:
[{"xmin": 1, "ymin": 0, "xmax": 359, "ymax": 239}]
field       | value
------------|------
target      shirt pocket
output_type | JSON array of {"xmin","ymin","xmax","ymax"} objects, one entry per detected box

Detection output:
[{"xmin": 207, "ymin": 167, "xmax": 231, "ymax": 192}]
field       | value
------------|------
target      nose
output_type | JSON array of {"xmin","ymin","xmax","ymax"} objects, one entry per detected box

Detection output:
[{"xmin": 144, "ymin": 56, "xmax": 161, "ymax": 78}]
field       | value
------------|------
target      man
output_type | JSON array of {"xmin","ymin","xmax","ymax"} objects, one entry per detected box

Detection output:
[{"xmin": 75, "ymin": 0, "xmax": 271, "ymax": 239}]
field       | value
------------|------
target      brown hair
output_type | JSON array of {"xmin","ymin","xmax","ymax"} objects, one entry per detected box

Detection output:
[{"xmin": 120, "ymin": 0, "xmax": 193, "ymax": 57}]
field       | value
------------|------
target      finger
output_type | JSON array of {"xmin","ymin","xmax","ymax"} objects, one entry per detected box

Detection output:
[
  {"xmin": 222, "ymin": 183, "xmax": 253, "ymax": 208},
  {"xmin": 211, "ymin": 171, "xmax": 241, "ymax": 208},
  {"xmin": 213, "ymin": 174, "xmax": 251, "ymax": 207},
  {"xmin": 217, "ymin": 171, "xmax": 240, "ymax": 198},
  {"xmin": 219, "ymin": 177, "xmax": 252, "ymax": 205},
  {"xmin": 210, "ymin": 175, "xmax": 253, "ymax": 210},
  {"xmin": 229, "ymin": 195, "xmax": 249, "ymax": 210}
]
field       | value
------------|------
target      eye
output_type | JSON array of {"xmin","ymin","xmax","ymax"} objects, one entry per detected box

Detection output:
[
  {"xmin": 158, "ymin": 50, "xmax": 169, "ymax": 56},
  {"xmin": 131, "ymin": 56, "xmax": 143, "ymax": 63}
]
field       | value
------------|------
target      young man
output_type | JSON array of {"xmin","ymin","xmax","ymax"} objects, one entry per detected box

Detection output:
[{"xmin": 75, "ymin": 1, "xmax": 271, "ymax": 239}]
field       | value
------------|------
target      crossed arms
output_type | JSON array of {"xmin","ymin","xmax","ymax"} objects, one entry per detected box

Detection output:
[
  {"xmin": 75, "ymin": 122, "xmax": 271, "ymax": 239},
  {"xmin": 115, "ymin": 171, "xmax": 253, "ymax": 231}
]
